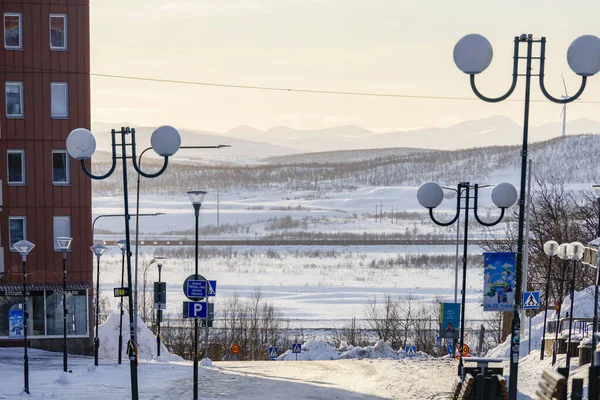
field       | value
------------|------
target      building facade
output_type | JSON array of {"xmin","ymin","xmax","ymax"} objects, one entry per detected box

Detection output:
[{"xmin": 0, "ymin": 0, "xmax": 93, "ymax": 354}]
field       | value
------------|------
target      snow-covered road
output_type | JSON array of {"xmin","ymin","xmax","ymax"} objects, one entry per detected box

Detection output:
[{"xmin": 0, "ymin": 348, "xmax": 460, "ymax": 399}]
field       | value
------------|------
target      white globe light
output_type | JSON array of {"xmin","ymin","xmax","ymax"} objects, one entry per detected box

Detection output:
[
  {"xmin": 66, "ymin": 128, "xmax": 96, "ymax": 160},
  {"xmin": 491, "ymin": 182, "xmax": 517, "ymax": 208},
  {"xmin": 151, "ymin": 125, "xmax": 181, "ymax": 157},
  {"xmin": 543, "ymin": 240, "xmax": 559, "ymax": 256},
  {"xmin": 567, "ymin": 35, "xmax": 600, "ymax": 77},
  {"xmin": 453, "ymin": 34, "xmax": 493, "ymax": 74},
  {"xmin": 567, "ymin": 241, "xmax": 585, "ymax": 260},
  {"xmin": 557, "ymin": 243, "xmax": 569, "ymax": 260},
  {"xmin": 417, "ymin": 182, "xmax": 444, "ymax": 209}
]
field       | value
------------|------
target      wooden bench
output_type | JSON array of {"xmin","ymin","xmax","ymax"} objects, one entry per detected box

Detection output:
[
  {"xmin": 495, "ymin": 374, "xmax": 508, "ymax": 400},
  {"xmin": 450, "ymin": 373, "xmax": 475, "ymax": 400},
  {"xmin": 535, "ymin": 368, "xmax": 567, "ymax": 400}
]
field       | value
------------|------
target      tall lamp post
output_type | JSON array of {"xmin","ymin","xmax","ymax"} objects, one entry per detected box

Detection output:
[
  {"xmin": 13, "ymin": 240, "xmax": 35, "ymax": 394},
  {"xmin": 453, "ymin": 33, "xmax": 600, "ymax": 399},
  {"xmin": 540, "ymin": 240, "xmax": 559, "ymax": 360},
  {"xmin": 417, "ymin": 181, "xmax": 517, "ymax": 377},
  {"xmin": 133, "ymin": 145, "xmax": 229, "ymax": 338},
  {"xmin": 142, "ymin": 256, "xmax": 166, "ymax": 357},
  {"xmin": 592, "ymin": 185, "xmax": 600, "ymax": 364},
  {"xmin": 188, "ymin": 190, "xmax": 207, "ymax": 400},
  {"xmin": 552, "ymin": 243, "xmax": 570, "ymax": 366},
  {"xmin": 115, "ymin": 239, "xmax": 130, "ymax": 365},
  {"xmin": 565, "ymin": 241, "xmax": 585, "ymax": 372},
  {"xmin": 90, "ymin": 244, "xmax": 108, "ymax": 366},
  {"xmin": 56, "ymin": 237, "xmax": 73, "ymax": 372},
  {"xmin": 67, "ymin": 125, "xmax": 181, "ymax": 400}
]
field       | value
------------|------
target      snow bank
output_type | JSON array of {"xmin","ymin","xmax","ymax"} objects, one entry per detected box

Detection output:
[
  {"xmin": 98, "ymin": 311, "xmax": 182, "ymax": 362},
  {"xmin": 277, "ymin": 339, "xmax": 429, "ymax": 361}
]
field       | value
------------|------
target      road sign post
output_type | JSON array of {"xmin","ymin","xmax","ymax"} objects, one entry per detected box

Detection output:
[{"xmin": 292, "ymin": 343, "xmax": 302, "ymax": 361}]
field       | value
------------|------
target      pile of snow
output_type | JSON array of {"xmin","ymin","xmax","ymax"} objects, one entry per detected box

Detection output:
[
  {"xmin": 277, "ymin": 339, "xmax": 429, "ymax": 361},
  {"xmin": 98, "ymin": 311, "xmax": 182, "ymax": 362},
  {"xmin": 487, "ymin": 285, "xmax": 597, "ymax": 359},
  {"xmin": 200, "ymin": 358, "xmax": 213, "ymax": 367}
]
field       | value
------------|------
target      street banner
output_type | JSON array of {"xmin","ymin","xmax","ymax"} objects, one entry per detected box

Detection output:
[
  {"xmin": 439, "ymin": 303, "xmax": 460, "ymax": 340},
  {"xmin": 9, "ymin": 308, "xmax": 24, "ymax": 338},
  {"xmin": 483, "ymin": 252, "xmax": 516, "ymax": 312}
]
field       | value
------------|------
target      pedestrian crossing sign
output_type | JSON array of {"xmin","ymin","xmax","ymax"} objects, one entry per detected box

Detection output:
[
  {"xmin": 523, "ymin": 291, "xmax": 540, "ymax": 309},
  {"xmin": 405, "ymin": 345, "xmax": 417, "ymax": 357},
  {"xmin": 292, "ymin": 343, "xmax": 302, "ymax": 354},
  {"xmin": 268, "ymin": 346, "xmax": 278, "ymax": 360}
]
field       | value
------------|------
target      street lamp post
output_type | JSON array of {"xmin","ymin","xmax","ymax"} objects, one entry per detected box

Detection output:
[
  {"xmin": 417, "ymin": 181, "xmax": 517, "ymax": 377},
  {"xmin": 133, "ymin": 145, "xmax": 229, "ymax": 338},
  {"xmin": 188, "ymin": 190, "xmax": 207, "ymax": 400},
  {"xmin": 90, "ymin": 244, "xmax": 108, "ymax": 366},
  {"xmin": 67, "ymin": 125, "xmax": 182, "ymax": 400},
  {"xmin": 591, "ymin": 185, "xmax": 600, "ymax": 365},
  {"xmin": 13, "ymin": 240, "xmax": 35, "ymax": 394},
  {"xmin": 115, "ymin": 240, "xmax": 130, "ymax": 365},
  {"xmin": 565, "ymin": 241, "xmax": 585, "ymax": 372},
  {"xmin": 154, "ymin": 257, "xmax": 165, "ymax": 358},
  {"xmin": 453, "ymin": 33, "xmax": 600, "ymax": 400},
  {"xmin": 56, "ymin": 237, "xmax": 73, "ymax": 372},
  {"xmin": 540, "ymin": 240, "xmax": 559, "ymax": 360},
  {"xmin": 552, "ymin": 243, "xmax": 570, "ymax": 366}
]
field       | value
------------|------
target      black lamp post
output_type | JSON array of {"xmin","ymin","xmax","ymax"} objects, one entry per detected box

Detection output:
[
  {"xmin": 453, "ymin": 33, "xmax": 600, "ymax": 400},
  {"xmin": 565, "ymin": 242, "xmax": 585, "ymax": 372},
  {"xmin": 67, "ymin": 125, "xmax": 181, "ymax": 400},
  {"xmin": 417, "ymin": 181, "xmax": 517, "ymax": 377},
  {"xmin": 57, "ymin": 237, "xmax": 73, "ymax": 372},
  {"xmin": 115, "ymin": 239, "xmax": 129, "ymax": 365},
  {"xmin": 13, "ymin": 240, "xmax": 35, "ymax": 394},
  {"xmin": 591, "ymin": 184, "xmax": 600, "ymax": 365},
  {"xmin": 90, "ymin": 244, "xmax": 108, "ymax": 366},
  {"xmin": 154, "ymin": 257, "xmax": 165, "ymax": 358},
  {"xmin": 540, "ymin": 240, "xmax": 559, "ymax": 360},
  {"xmin": 187, "ymin": 190, "xmax": 207, "ymax": 400},
  {"xmin": 552, "ymin": 243, "xmax": 570, "ymax": 366}
]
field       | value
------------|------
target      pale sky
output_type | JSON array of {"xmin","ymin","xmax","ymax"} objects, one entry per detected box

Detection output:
[{"xmin": 91, "ymin": 0, "xmax": 600, "ymax": 134}]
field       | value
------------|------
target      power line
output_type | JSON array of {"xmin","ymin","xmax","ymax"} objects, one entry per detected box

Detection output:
[{"xmin": 2, "ymin": 63, "xmax": 600, "ymax": 103}]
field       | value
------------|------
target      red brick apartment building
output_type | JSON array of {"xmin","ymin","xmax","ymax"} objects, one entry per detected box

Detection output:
[{"xmin": 0, "ymin": 0, "xmax": 93, "ymax": 354}]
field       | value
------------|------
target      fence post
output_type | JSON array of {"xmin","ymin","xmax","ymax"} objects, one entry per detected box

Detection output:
[
  {"xmin": 571, "ymin": 378, "xmax": 583, "ymax": 400},
  {"xmin": 589, "ymin": 365, "xmax": 600, "ymax": 400},
  {"xmin": 475, "ymin": 373, "xmax": 485, "ymax": 400}
]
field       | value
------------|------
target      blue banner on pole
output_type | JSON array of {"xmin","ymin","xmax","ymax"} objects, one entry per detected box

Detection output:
[
  {"xmin": 439, "ymin": 303, "xmax": 460, "ymax": 340},
  {"xmin": 9, "ymin": 308, "xmax": 24, "ymax": 338},
  {"xmin": 483, "ymin": 252, "xmax": 516, "ymax": 312}
]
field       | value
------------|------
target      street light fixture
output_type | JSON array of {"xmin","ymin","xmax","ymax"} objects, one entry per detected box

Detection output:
[
  {"xmin": 565, "ymin": 241, "xmax": 585, "ymax": 371},
  {"xmin": 115, "ymin": 239, "xmax": 130, "ymax": 365},
  {"xmin": 551, "ymin": 243, "xmax": 570, "ymax": 366},
  {"xmin": 144, "ymin": 256, "xmax": 166, "ymax": 357},
  {"xmin": 454, "ymin": 33, "xmax": 600, "ymax": 400},
  {"xmin": 56, "ymin": 237, "xmax": 73, "ymax": 372},
  {"xmin": 68, "ymin": 125, "xmax": 181, "ymax": 400},
  {"xmin": 13, "ymin": 239, "xmax": 35, "ymax": 394},
  {"xmin": 187, "ymin": 190, "xmax": 207, "ymax": 400},
  {"xmin": 417, "ymin": 181, "xmax": 517, "ymax": 377},
  {"xmin": 133, "ymin": 145, "xmax": 229, "ymax": 337},
  {"xmin": 90, "ymin": 244, "xmax": 108, "ymax": 366},
  {"xmin": 540, "ymin": 240, "xmax": 559, "ymax": 361}
]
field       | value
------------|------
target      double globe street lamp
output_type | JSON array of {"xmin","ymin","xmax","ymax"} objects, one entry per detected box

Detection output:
[
  {"xmin": 417, "ymin": 181, "xmax": 517, "ymax": 377},
  {"xmin": 67, "ymin": 125, "xmax": 182, "ymax": 400},
  {"xmin": 454, "ymin": 33, "xmax": 600, "ymax": 400}
]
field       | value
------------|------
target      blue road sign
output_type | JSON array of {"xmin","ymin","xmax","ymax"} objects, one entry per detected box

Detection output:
[
  {"xmin": 448, "ymin": 338, "xmax": 453, "ymax": 346},
  {"xmin": 207, "ymin": 280, "xmax": 217, "ymax": 296},
  {"xmin": 187, "ymin": 280, "xmax": 208, "ymax": 298},
  {"xmin": 184, "ymin": 301, "xmax": 208, "ymax": 319},
  {"xmin": 292, "ymin": 343, "xmax": 302, "ymax": 354},
  {"xmin": 405, "ymin": 345, "xmax": 417, "ymax": 357},
  {"xmin": 523, "ymin": 291, "xmax": 540, "ymax": 309},
  {"xmin": 448, "ymin": 344, "xmax": 454, "ymax": 356},
  {"xmin": 268, "ymin": 346, "xmax": 278, "ymax": 360}
]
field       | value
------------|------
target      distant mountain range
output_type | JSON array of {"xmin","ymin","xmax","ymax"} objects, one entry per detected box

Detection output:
[{"xmin": 92, "ymin": 116, "xmax": 600, "ymax": 157}]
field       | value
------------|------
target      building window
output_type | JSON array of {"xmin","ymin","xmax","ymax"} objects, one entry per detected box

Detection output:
[
  {"xmin": 46, "ymin": 292, "xmax": 87, "ymax": 335},
  {"xmin": 9, "ymin": 216, "xmax": 26, "ymax": 250},
  {"xmin": 4, "ymin": 13, "xmax": 22, "ymax": 49},
  {"xmin": 53, "ymin": 216, "xmax": 71, "ymax": 250},
  {"xmin": 52, "ymin": 150, "xmax": 70, "ymax": 185},
  {"xmin": 7, "ymin": 150, "xmax": 25, "ymax": 185},
  {"xmin": 6, "ymin": 82, "xmax": 23, "ymax": 117},
  {"xmin": 50, "ymin": 14, "xmax": 67, "ymax": 50},
  {"xmin": 51, "ymin": 83, "xmax": 68, "ymax": 118}
]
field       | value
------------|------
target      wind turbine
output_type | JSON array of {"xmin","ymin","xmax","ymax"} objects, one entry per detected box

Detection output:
[{"xmin": 560, "ymin": 74, "xmax": 568, "ymax": 138}]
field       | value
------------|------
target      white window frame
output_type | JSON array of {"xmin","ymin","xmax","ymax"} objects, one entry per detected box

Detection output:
[
  {"xmin": 4, "ymin": 13, "xmax": 22, "ymax": 50},
  {"xmin": 52, "ymin": 150, "xmax": 70, "ymax": 185},
  {"xmin": 9, "ymin": 216, "xmax": 26, "ymax": 251},
  {"xmin": 51, "ymin": 82, "xmax": 69, "ymax": 118},
  {"xmin": 53, "ymin": 216, "xmax": 71, "ymax": 251},
  {"xmin": 49, "ymin": 14, "xmax": 67, "ymax": 50},
  {"xmin": 7, "ymin": 149, "xmax": 25, "ymax": 185},
  {"xmin": 6, "ymin": 81, "xmax": 24, "ymax": 118}
]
